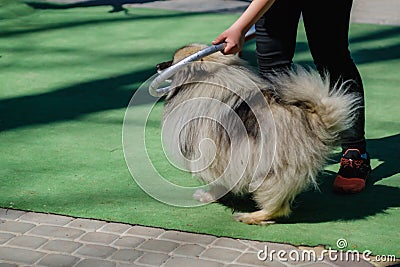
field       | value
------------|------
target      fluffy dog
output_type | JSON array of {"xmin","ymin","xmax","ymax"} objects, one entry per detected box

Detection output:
[{"xmin": 160, "ymin": 44, "xmax": 358, "ymax": 225}]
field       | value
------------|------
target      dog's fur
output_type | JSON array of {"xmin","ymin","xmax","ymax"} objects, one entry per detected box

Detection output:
[{"xmin": 161, "ymin": 44, "xmax": 359, "ymax": 225}]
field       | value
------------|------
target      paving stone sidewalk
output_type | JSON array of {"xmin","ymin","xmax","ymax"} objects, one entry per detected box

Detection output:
[
  {"xmin": 128, "ymin": 0, "xmax": 400, "ymax": 25},
  {"xmin": 36, "ymin": 0, "xmax": 400, "ymax": 25},
  {"xmin": 1, "ymin": 208, "xmax": 384, "ymax": 267}
]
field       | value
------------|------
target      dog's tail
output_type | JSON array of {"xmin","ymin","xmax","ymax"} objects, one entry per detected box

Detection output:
[{"xmin": 270, "ymin": 67, "xmax": 360, "ymax": 141}]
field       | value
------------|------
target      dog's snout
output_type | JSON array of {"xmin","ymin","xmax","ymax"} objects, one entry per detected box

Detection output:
[{"xmin": 157, "ymin": 60, "xmax": 173, "ymax": 72}]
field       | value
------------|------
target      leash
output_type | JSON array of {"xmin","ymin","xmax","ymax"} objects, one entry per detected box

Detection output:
[{"xmin": 148, "ymin": 25, "xmax": 256, "ymax": 97}]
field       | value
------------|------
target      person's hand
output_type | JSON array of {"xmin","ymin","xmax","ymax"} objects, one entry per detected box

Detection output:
[
  {"xmin": 212, "ymin": 26, "xmax": 245, "ymax": 55},
  {"xmin": 212, "ymin": 0, "xmax": 275, "ymax": 55}
]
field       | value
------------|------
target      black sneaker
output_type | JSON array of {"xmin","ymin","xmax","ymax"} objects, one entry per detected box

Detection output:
[{"xmin": 334, "ymin": 149, "xmax": 371, "ymax": 194}]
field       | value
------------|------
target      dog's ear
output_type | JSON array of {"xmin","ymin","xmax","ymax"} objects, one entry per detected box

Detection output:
[{"xmin": 157, "ymin": 60, "xmax": 173, "ymax": 72}]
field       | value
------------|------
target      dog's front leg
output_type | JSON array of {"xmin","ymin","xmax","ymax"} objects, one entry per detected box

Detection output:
[
  {"xmin": 193, "ymin": 189, "xmax": 216, "ymax": 203},
  {"xmin": 193, "ymin": 185, "xmax": 228, "ymax": 203}
]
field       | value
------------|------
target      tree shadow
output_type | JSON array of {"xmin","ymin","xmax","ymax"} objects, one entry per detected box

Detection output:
[
  {"xmin": 24, "ymin": 0, "xmax": 164, "ymax": 14},
  {"xmin": 1, "ymin": 7, "xmax": 203, "ymax": 38},
  {"xmin": 217, "ymin": 134, "xmax": 400, "ymax": 223},
  {"xmin": 0, "ymin": 67, "xmax": 157, "ymax": 132}
]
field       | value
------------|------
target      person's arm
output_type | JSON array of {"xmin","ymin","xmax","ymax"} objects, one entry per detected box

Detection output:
[{"xmin": 212, "ymin": 0, "xmax": 275, "ymax": 54}]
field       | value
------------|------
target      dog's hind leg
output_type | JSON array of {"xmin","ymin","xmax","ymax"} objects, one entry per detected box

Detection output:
[
  {"xmin": 234, "ymin": 176, "xmax": 298, "ymax": 225},
  {"xmin": 234, "ymin": 202, "xmax": 291, "ymax": 225}
]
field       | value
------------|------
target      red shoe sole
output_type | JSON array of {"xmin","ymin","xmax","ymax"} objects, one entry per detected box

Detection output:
[{"xmin": 334, "ymin": 175, "xmax": 366, "ymax": 194}]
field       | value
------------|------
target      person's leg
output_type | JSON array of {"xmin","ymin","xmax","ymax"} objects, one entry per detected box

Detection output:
[
  {"xmin": 302, "ymin": 0, "xmax": 366, "ymax": 152},
  {"xmin": 302, "ymin": 0, "xmax": 370, "ymax": 193},
  {"xmin": 255, "ymin": 0, "xmax": 301, "ymax": 79}
]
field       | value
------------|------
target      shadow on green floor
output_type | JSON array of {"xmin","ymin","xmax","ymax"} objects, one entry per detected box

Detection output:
[
  {"xmin": 24, "ymin": 0, "xmax": 164, "ymax": 14},
  {"xmin": 218, "ymin": 134, "xmax": 400, "ymax": 223},
  {"xmin": 0, "ymin": 68, "xmax": 156, "ymax": 131}
]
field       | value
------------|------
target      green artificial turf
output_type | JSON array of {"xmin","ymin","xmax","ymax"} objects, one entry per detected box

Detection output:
[{"xmin": 1, "ymin": 3, "xmax": 399, "ymax": 257}]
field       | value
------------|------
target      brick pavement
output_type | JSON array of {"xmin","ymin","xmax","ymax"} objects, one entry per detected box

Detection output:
[
  {"xmin": 0, "ymin": 208, "xmax": 383, "ymax": 267},
  {"xmin": 34, "ymin": 0, "xmax": 400, "ymax": 26},
  {"xmin": 129, "ymin": 0, "xmax": 400, "ymax": 26}
]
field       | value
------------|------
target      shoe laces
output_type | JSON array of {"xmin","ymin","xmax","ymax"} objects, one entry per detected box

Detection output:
[{"xmin": 340, "ymin": 157, "xmax": 364, "ymax": 169}]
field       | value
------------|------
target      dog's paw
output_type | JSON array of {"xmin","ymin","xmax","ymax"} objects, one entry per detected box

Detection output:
[
  {"xmin": 234, "ymin": 212, "xmax": 275, "ymax": 225},
  {"xmin": 193, "ymin": 189, "xmax": 216, "ymax": 203}
]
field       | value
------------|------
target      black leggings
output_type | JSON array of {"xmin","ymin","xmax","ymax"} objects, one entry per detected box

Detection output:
[{"xmin": 255, "ymin": 0, "xmax": 366, "ymax": 153}]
